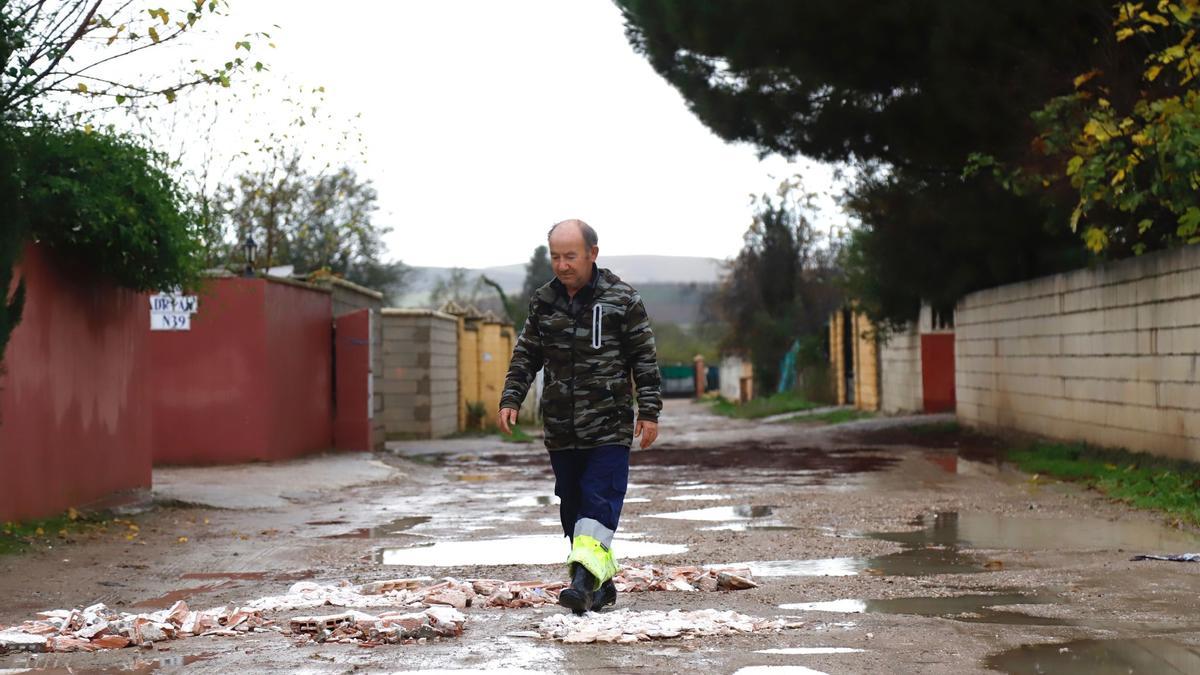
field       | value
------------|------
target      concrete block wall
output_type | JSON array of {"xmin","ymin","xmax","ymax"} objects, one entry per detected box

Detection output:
[
  {"xmin": 380, "ymin": 309, "xmax": 459, "ymax": 439},
  {"xmin": 956, "ymin": 244, "xmax": 1200, "ymax": 461},
  {"xmin": 880, "ymin": 324, "xmax": 923, "ymax": 414}
]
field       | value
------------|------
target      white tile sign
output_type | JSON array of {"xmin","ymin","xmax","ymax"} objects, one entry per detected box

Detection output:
[{"xmin": 150, "ymin": 292, "xmax": 199, "ymax": 331}]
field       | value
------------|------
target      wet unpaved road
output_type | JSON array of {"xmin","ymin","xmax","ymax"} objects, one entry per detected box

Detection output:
[{"xmin": 3, "ymin": 399, "xmax": 1200, "ymax": 674}]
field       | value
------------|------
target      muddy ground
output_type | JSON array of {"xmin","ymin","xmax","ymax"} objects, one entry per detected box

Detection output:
[{"xmin": 3, "ymin": 399, "xmax": 1200, "ymax": 674}]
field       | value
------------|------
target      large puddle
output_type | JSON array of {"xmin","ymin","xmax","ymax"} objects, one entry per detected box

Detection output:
[
  {"xmin": 377, "ymin": 535, "xmax": 687, "ymax": 566},
  {"xmin": 985, "ymin": 637, "xmax": 1200, "ymax": 674},
  {"xmin": 753, "ymin": 510, "xmax": 1200, "ymax": 578},
  {"xmin": 323, "ymin": 515, "xmax": 431, "ymax": 539},
  {"xmin": 647, "ymin": 505, "xmax": 776, "ymax": 521},
  {"xmin": 868, "ymin": 511, "xmax": 1200, "ymax": 553},
  {"xmin": 782, "ymin": 593, "xmax": 1068, "ymax": 626}
]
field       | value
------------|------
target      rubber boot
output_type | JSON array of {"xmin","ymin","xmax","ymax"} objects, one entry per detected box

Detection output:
[
  {"xmin": 557, "ymin": 563, "xmax": 596, "ymax": 615},
  {"xmin": 590, "ymin": 579, "xmax": 617, "ymax": 612}
]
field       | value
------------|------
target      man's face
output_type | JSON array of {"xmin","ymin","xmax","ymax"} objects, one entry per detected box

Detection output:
[{"xmin": 549, "ymin": 225, "xmax": 598, "ymax": 293}]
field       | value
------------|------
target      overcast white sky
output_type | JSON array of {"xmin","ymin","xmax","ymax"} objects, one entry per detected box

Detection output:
[{"xmin": 110, "ymin": 1, "xmax": 845, "ymax": 269}]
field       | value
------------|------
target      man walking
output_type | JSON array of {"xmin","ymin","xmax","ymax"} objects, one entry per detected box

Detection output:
[{"xmin": 498, "ymin": 219, "xmax": 661, "ymax": 614}]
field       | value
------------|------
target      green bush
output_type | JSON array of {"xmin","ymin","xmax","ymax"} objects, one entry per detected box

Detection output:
[
  {"xmin": 20, "ymin": 125, "xmax": 204, "ymax": 292},
  {"xmin": 0, "ymin": 123, "xmax": 204, "ymax": 368}
]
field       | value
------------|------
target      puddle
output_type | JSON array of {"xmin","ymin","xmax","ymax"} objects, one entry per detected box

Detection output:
[
  {"xmin": 867, "ymin": 511, "xmax": 1200, "ymax": 553},
  {"xmin": 782, "ymin": 593, "xmax": 1068, "ymax": 626},
  {"xmin": 720, "ymin": 559, "xmax": 862, "ymax": 577},
  {"xmin": 323, "ymin": 516, "xmax": 431, "ymax": 539},
  {"xmin": 719, "ymin": 543, "xmax": 993, "ymax": 577},
  {"xmin": 506, "ymin": 495, "xmax": 559, "ymax": 507},
  {"xmin": 985, "ymin": 637, "xmax": 1200, "ymax": 674},
  {"xmin": 377, "ymin": 535, "xmax": 686, "ymax": 566},
  {"xmin": 639, "ymin": 442, "xmax": 897, "ymax": 477},
  {"xmin": 700, "ymin": 521, "xmax": 799, "ymax": 532},
  {"xmin": 132, "ymin": 583, "xmax": 235, "ymax": 609},
  {"xmin": 13, "ymin": 652, "xmax": 217, "ymax": 674},
  {"xmin": 647, "ymin": 505, "xmax": 776, "ymax": 521},
  {"xmin": 756, "ymin": 647, "xmax": 865, "ymax": 655},
  {"xmin": 179, "ymin": 570, "xmax": 315, "ymax": 581},
  {"xmin": 666, "ymin": 494, "xmax": 730, "ymax": 501},
  {"xmin": 724, "ymin": 662, "xmax": 830, "ymax": 667}
]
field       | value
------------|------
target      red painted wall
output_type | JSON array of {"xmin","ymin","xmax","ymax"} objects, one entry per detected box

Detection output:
[
  {"xmin": 334, "ymin": 309, "xmax": 372, "ymax": 451},
  {"xmin": 921, "ymin": 333, "xmax": 956, "ymax": 414},
  {"xmin": 151, "ymin": 278, "xmax": 332, "ymax": 465},
  {"xmin": 0, "ymin": 244, "xmax": 152, "ymax": 522}
]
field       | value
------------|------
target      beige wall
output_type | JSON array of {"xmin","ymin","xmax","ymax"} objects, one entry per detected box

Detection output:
[
  {"xmin": 880, "ymin": 324, "xmax": 923, "ymax": 414},
  {"xmin": 380, "ymin": 309, "xmax": 458, "ymax": 439},
  {"xmin": 956, "ymin": 244, "xmax": 1200, "ymax": 460}
]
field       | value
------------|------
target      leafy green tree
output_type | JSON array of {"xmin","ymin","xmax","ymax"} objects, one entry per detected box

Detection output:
[
  {"xmin": 0, "ymin": 125, "xmax": 27, "ymax": 369},
  {"xmin": 0, "ymin": 1, "xmax": 270, "ymax": 368},
  {"xmin": 512, "ymin": 244, "xmax": 553, "ymax": 328},
  {"xmin": 716, "ymin": 180, "xmax": 842, "ymax": 392},
  {"xmin": 617, "ymin": 1, "xmax": 1115, "ymax": 327},
  {"xmin": 217, "ymin": 159, "xmax": 411, "ymax": 299},
  {"xmin": 1, "ymin": 0, "xmax": 268, "ymax": 120},
  {"xmin": 971, "ymin": 2, "xmax": 1200, "ymax": 257}
]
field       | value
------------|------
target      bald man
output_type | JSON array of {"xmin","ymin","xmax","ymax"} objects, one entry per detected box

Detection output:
[{"xmin": 498, "ymin": 219, "xmax": 662, "ymax": 614}]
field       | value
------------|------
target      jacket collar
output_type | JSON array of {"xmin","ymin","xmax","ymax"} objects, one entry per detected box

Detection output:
[
  {"xmin": 538, "ymin": 263, "xmax": 605, "ymax": 310},
  {"xmin": 550, "ymin": 263, "xmax": 599, "ymax": 300}
]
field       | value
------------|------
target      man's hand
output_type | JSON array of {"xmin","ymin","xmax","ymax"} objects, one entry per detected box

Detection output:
[
  {"xmin": 634, "ymin": 419, "xmax": 658, "ymax": 449},
  {"xmin": 498, "ymin": 407, "xmax": 519, "ymax": 435}
]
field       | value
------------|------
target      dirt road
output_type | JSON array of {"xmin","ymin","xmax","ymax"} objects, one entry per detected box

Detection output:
[{"xmin": 3, "ymin": 399, "xmax": 1200, "ymax": 674}]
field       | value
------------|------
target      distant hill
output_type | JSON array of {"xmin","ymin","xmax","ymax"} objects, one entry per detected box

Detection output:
[{"xmin": 399, "ymin": 255, "xmax": 724, "ymax": 311}]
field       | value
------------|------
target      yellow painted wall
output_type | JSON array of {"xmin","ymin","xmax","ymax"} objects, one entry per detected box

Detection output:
[
  {"xmin": 830, "ymin": 311, "xmax": 846, "ymax": 405},
  {"xmin": 456, "ymin": 320, "xmax": 480, "ymax": 430},
  {"xmin": 853, "ymin": 312, "xmax": 880, "ymax": 411},
  {"xmin": 477, "ymin": 321, "xmax": 510, "ymax": 419},
  {"xmin": 829, "ymin": 309, "xmax": 880, "ymax": 411}
]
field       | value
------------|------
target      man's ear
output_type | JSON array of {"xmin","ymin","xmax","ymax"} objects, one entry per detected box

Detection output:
[{"xmin": 590, "ymin": 246, "xmax": 599, "ymax": 260}]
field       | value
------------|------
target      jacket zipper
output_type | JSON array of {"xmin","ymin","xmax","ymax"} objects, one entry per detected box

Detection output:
[{"xmin": 569, "ymin": 302, "xmax": 578, "ymax": 447}]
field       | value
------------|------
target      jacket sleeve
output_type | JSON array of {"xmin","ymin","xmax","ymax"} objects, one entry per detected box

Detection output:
[
  {"xmin": 622, "ymin": 294, "xmax": 662, "ymax": 422},
  {"xmin": 500, "ymin": 299, "xmax": 545, "ymax": 411}
]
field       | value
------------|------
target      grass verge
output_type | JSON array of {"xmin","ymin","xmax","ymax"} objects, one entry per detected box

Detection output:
[
  {"xmin": 710, "ymin": 391, "xmax": 819, "ymax": 419},
  {"xmin": 1, "ymin": 509, "xmax": 133, "ymax": 556},
  {"xmin": 1007, "ymin": 442, "xmax": 1200, "ymax": 525}
]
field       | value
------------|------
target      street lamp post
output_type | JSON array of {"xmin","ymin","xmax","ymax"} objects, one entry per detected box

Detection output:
[{"xmin": 242, "ymin": 234, "xmax": 257, "ymax": 278}]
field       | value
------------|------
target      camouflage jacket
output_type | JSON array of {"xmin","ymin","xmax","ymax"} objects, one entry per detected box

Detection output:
[{"xmin": 500, "ymin": 265, "xmax": 662, "ymax": 451}]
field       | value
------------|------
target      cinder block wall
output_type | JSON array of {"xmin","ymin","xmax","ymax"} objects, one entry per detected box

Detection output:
[
  {"xmin": 957, "ymin": 245, "xmax": 1200, "ymax": 461},
  {"xmin": 380, "ymin": 309, "xmax": 459, "ymax": 439},
  {"xmin": 880, "ymin": 325, "xmax": 923, "ymax": 414},
  {"xmin": 329, "ymin": 279, "xmax": 385, "ymax": 450}
]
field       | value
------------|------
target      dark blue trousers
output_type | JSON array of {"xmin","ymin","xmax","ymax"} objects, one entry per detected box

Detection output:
[{"xmin": 549, "ymin": 444, "xmax": 630, "ymax": 544}]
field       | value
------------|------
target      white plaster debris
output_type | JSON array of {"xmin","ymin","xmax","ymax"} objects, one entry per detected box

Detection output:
[
  {"xmin": 288, "ymin": 606, "xmax": 466, "ymax": 646},
  {"xmin": 0, "ymin": 565, "xmax": 763, "ymax": 654},
  {"xmin": 535, "ymin": 609, "xmax": 804, "ymax": 643},
  {"xmin": 0, "ymin": 601, "xmax": 269, "ymax": 654}
]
